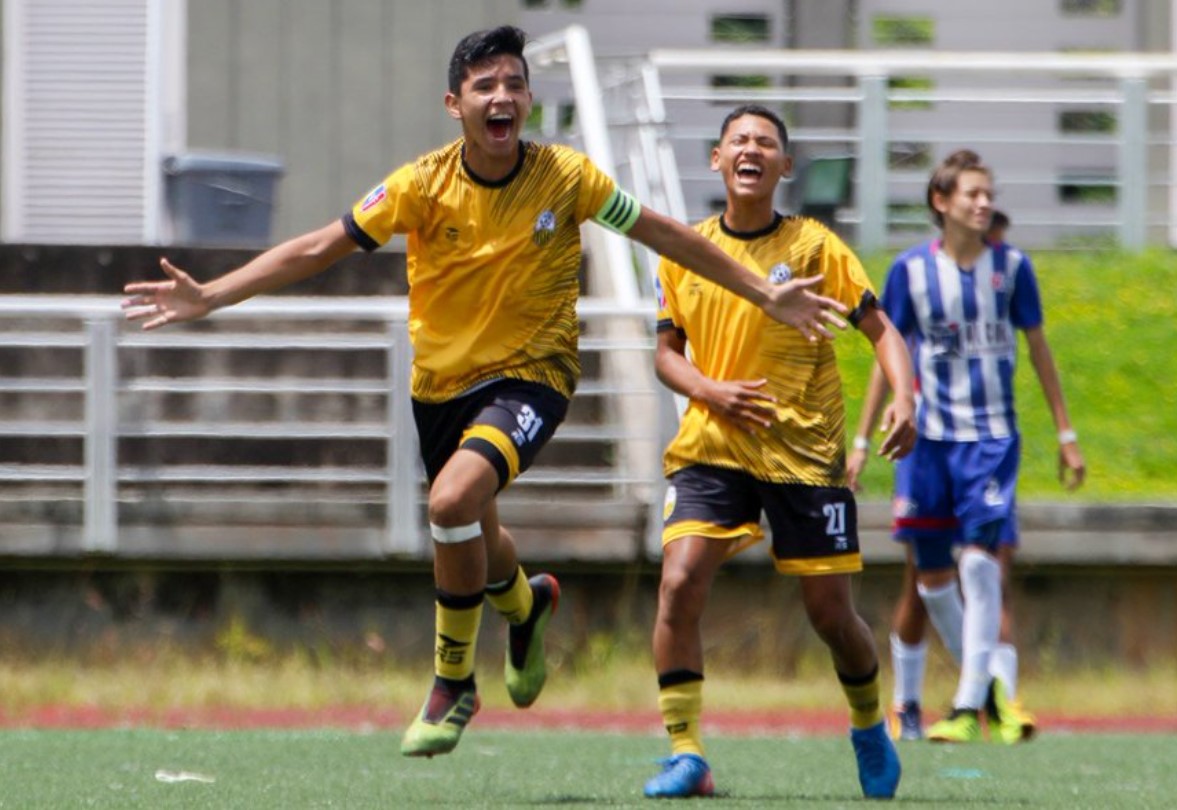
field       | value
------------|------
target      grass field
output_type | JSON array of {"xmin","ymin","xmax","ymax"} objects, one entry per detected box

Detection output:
[{"xmin": 1, "ymin": 728, "xmax": 1174, "ymax": 808}]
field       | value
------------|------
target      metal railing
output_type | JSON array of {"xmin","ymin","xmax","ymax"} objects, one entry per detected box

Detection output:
[
  {"xmin": 0, "ymin": 295, "xmax": 666, "ymax": 559},
  {"xmin": 528, "ymin": 27, "xmax": 1177, "ymax": 256}
]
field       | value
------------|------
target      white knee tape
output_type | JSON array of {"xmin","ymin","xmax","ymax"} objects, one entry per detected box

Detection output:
[{"xmin": 430, "ymin": 521, "xmax": 482, "ymax": 544}]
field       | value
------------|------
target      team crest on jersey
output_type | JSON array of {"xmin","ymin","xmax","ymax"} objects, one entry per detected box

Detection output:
[
  {"xmin": 768, "ymin": 263, "xmax": 793, "ymax": 284},
  {"xmin": 533, "ymin": 210, "xmax": 557, "ymax": 246},
  {"xmin": 663, "ymin": 485, "xmax": 677, "ymax": 521},
  {"xmin": 360, "ymin": 184, "xmax": 386, "ymax": 212},
  {"xmin": 991, "ymin": 272, "xmax": 1006, "ymax": 291}
]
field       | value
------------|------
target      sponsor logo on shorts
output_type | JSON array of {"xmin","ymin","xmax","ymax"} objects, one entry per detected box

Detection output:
[
  {"xmin": 892, "ymin": 496, "xmax": 917, "ymax": 518},
  {"xmin": 983, "ymin": 478, "xmax": 1004, "ymax": 507},
  {"xmin": 663, "ymin": 485, "xmax": 677, "ymax": 521}
]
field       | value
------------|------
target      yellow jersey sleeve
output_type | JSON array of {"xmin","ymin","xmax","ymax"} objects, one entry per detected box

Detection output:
[
  {"xmin": 575, "ymin": 154, "xmax": 622, "ymax": 224},
  {"xmin": 816, "ymin": 227, "xmax": 876, "ymax": 320},
  {"xmin": 345, "ymin": 162, "xmax": 427, "ymax": 249}
]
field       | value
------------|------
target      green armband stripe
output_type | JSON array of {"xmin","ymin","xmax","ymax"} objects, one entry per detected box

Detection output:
[{"xmin": 594, "ymin": 188, "xmax": 641, "ymax": 234}]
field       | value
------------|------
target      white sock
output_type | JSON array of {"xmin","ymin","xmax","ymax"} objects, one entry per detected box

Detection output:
[
  {"xmin": 890, "ymin": 632, "xmax": 927, "ymax": 707},
  {"xmin": 953, "ymin": 548, "xmax": 1002, "ymax": 710},
  {"xmin": 989, "ymin": 643, "xmax": 1019, "ymax": 698},
  {"xmin": 917, "ymin": 580, "xmax": 964, "ymax": 664}
]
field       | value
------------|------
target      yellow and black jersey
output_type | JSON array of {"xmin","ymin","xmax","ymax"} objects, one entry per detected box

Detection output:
[
  {"xmin": 344, "ymin": 139, "xmax": 622, "ymax": 402},
  {"xmin": 656, "ymin": 213, "xmax": 877, "ymax": 486}
]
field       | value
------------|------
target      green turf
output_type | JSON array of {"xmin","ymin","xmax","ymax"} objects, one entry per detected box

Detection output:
[
  {"xmin": 1, "ymin": 728, "xmax": 1174, "ymax": 808},
  {"xmin": 840, "ymin": 249, "xmax": 1177, "ymax": 501}
]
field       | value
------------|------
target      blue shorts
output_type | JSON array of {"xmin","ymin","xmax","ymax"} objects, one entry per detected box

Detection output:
[
  {"xmin": 662, "ymin": 464, "xmax": 862, "ymax": 576},
  {"xmin": 891, "ymin": 436, "xmax": 1020, "ymax": 570}
]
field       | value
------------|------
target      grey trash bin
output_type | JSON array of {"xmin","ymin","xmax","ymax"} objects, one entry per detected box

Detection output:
[{"xmin": 164, "ymin": 152, "xmax": 284, "ymax": 247}]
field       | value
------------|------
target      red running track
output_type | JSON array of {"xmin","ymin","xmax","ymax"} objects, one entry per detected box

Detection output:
[{"xmin": 2, "ymin": 705, "xmax": 1176, "ymax": 735}]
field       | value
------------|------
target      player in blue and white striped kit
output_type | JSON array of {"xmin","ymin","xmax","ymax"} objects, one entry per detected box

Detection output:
[{"xmin": 848, "ymin": 151, "xmax": 1085, "ymax": 743}]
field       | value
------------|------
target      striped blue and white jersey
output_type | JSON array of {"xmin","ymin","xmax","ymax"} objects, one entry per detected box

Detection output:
[{"xmin": 880, "ymin": 239, "xmax": 1043, "ymax": 442}]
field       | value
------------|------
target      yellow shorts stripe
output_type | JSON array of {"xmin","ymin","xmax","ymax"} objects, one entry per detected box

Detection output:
[
  {"xmin": 461, "ymin": 424, "xmax": 521, "ymax": 483},
  {"xmin": 662, "ymin": 519, "xmax": 765, "ymax": 560},
  {"xmin": 772, "ymin": 552, "xmax": 863, "ymax": 576}
]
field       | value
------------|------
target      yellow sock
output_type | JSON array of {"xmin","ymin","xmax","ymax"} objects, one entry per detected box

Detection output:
[
  {"xmin": 658, "ymin": 675, "xmax": 704, "ymax": 756},
  {"xmin": 435, "ymin": 593, "xmax": 483, "ymax": 681},
  {"xmin": 485, "ymin": 566, "xmax": 533, "ymax": 625},
  {"xmin": 839, "ymin": 667, "xmax": 883, "ymax": 730}
]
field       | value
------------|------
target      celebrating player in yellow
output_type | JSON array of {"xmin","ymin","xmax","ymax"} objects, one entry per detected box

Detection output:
[
  {"xmin": 645, "ymin": 105, "xmax": 915, "ymax": 799},
  {"xmin": 122, "ymin": 29, "xmax": 848, "ymax": 759}
]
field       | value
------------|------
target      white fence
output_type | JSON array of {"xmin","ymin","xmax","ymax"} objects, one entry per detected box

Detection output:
[
  {"xmin": 0, "ymin": 295, "xmax": 667, "ymax": 560},
  {"xmin": 528, "ymin": 26, "xmax": 1177, "ymax": 276}
]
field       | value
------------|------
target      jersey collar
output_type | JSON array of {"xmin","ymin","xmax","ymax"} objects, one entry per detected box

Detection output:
[
  {"xmin": 461, "ymin": 141, "xmax": 527, "ymax": 188},
  {"xmin": 718, "ymin": 211, "xmax": 783, "ymax": 241}
]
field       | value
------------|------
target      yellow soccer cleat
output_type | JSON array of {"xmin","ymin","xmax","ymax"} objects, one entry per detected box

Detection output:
[
  {"xmin": 505, "ymin": 573, "xmax": 560, "ymax": 708},
  {"xmin": 987, "ymin": 678, "xmax": 1037, "ymax": 744},
  {"xmin": 927, "ymin": 708, "xmax": 983, "ymax": 743},
  {"xmin": 400, "ymin": 679, "xmax": 480, "ymax": 758}
]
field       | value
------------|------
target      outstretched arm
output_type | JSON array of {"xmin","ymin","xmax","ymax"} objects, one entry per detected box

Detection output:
[
  {"xmin": 627, "ymin": 206, "xmax": 848, "ymax": 341},
  {"xmin": 123, "ymin": 219, "xmax": 358, "ymax": 330},
  {"xmin": 1024, "ymin": 325, "xmax": 1085, "ymax": 490}
]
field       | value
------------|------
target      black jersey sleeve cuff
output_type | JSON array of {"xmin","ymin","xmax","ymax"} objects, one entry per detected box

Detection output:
[
  {"xmin": 341, "ymin": 212, "xmax": 380, "ymax": 252},
  {"xmin": 848, "ymin": 289, "xmax": 878, "ymax": 328}
]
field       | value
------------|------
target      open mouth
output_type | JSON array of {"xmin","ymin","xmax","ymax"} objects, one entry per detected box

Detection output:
[
  {"xmin": 735, "ymin": 162, "xmax": 763, "ymax": 180},
  {"xmin": 487, "ymin": 113, "xmax": 514, "ymax": 141}
]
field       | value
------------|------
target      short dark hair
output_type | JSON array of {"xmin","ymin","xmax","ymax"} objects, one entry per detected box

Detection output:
[
  {"xmin": 989, "ymin": 209, "xmax": 1010, "ymax": 230},
  {"xmin": 718, "ymin": 104, "xmax": 789, "ymax": 148},
  {"xmin": 448, "ymin": 26, "xmax": 530, "ymax": 95},
  {"xmin": 926, "ymin": 149, "xmax": 992, "ymax": 228}
]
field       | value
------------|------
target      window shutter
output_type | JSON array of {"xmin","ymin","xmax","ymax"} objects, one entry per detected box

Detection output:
[{"xmin": 2, "ymin": 0, "xmax": 178, "ymax": 244}]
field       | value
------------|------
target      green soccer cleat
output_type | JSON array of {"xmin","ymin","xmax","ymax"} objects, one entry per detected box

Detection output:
[
  {"xmin": 505, "ymin": 573, "xmax": 560, "ymax": 708},
  {"xmin": 986, "ymin": 678, "xmax": 1037, "ymax": 744},
  {"xmin": 928, "ymin": 708, "xmax": 983, "ymax": 743},
  {"xmin": 400, "ymin": 678, "xmax": 480, "ymax": 758}
]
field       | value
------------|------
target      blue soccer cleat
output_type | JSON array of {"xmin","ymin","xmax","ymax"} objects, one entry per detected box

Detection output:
[
  {"xmin": 643, "ymin": 753, "xmax": 715, "ymax": 799},
  {"xmin": 887, "ymin": 700, "xmax": 923, "ymax": 741},
  {"xmin": 851, "ymin": 721, "xmax": 902, "ymax": 799}
]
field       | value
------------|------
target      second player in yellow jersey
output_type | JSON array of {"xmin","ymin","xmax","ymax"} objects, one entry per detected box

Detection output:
[
  {"xmin": 644, "ymin": 104, "xmax": 917, "ymax": 801},
  {"xmin": 658, "ymin": 214, "xmax": 876, "ymax": 486}
]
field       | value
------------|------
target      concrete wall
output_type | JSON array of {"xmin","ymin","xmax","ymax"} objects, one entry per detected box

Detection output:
[{"xmin": 186, "ymin": 0, "xmax": 520, "ymax": 241}]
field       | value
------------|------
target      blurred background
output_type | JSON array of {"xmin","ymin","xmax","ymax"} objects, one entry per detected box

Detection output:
[{"xmin": 0, "ymin": 0, "xmax": 1174, "ymax": 708}]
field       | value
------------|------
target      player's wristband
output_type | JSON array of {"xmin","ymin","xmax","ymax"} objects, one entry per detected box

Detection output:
[
  {"xmin": 852, "ymin": 436, "xmax": 870, "ymax": 451},
  {"xmin": 1058, "ymin": 429, "xmax": 1078, "ymax": 445}
]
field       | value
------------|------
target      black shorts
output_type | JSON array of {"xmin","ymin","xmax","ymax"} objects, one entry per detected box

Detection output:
[
  {"xmin": 662, "ymin": 464, "xmax": 862, "ymax": 575},
  {"xmin": 412, "ymin": 379, "xmax": 569, "ymax": 490}
]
